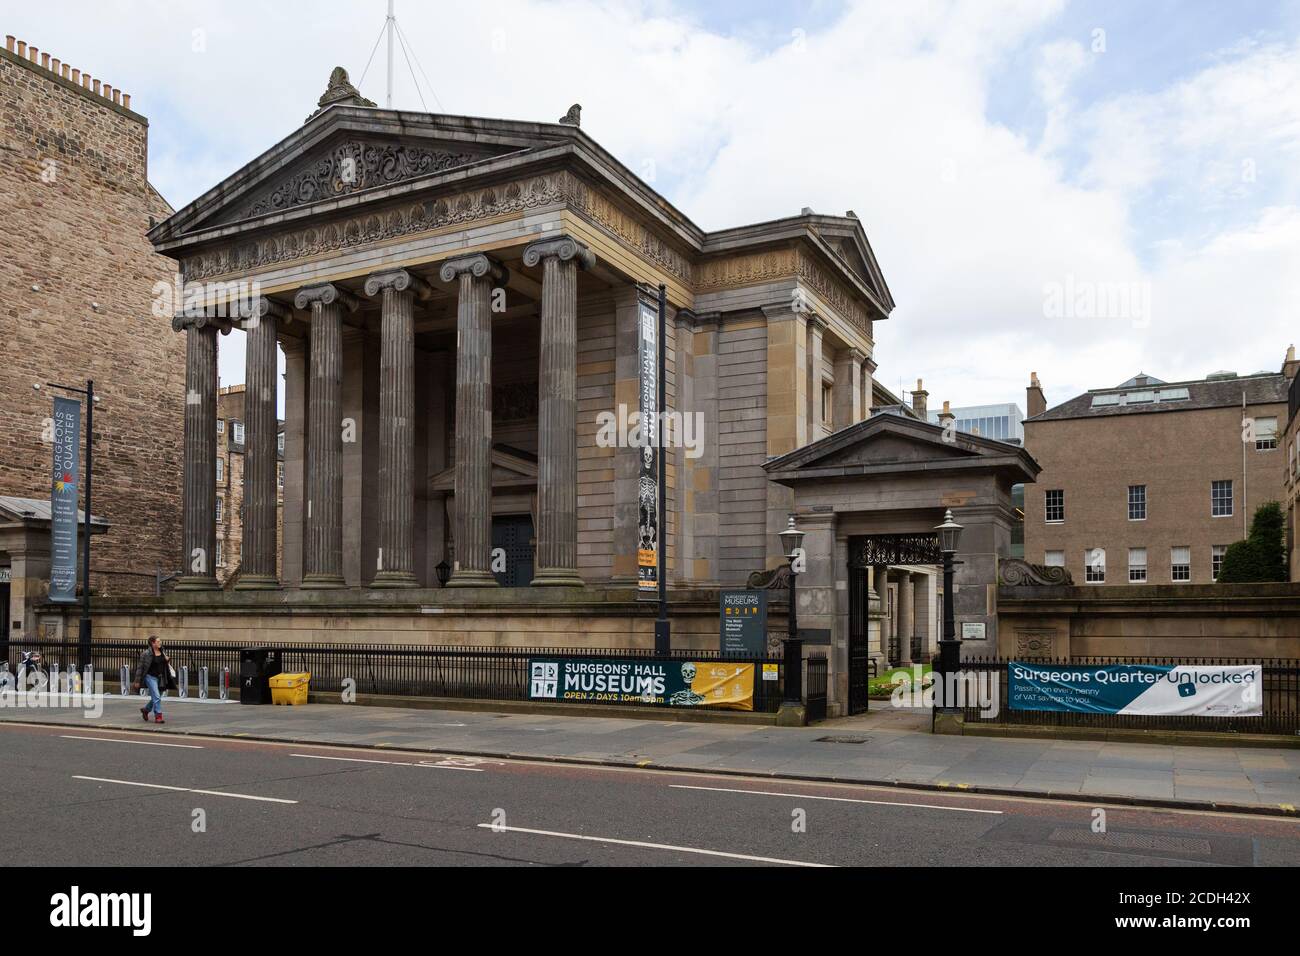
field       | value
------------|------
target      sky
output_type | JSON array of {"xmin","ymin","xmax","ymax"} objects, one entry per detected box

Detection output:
[{"xmin": 11, "ymin": 0, "xmax": 1300, "ymax": 410}]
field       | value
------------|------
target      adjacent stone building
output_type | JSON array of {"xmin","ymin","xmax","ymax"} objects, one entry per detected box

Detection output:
[
  {"xmin": 1282, "ymin": 348, "xmax": 1300, "ymax": 581},
  {"xmin": 0, "ymin": 35, "xmax": 181, "ymax": 642},
  {"xmin": 1024, "ymin": 354, "xmax": 1296, "ymax": 587},
  {"xmin": 215, "ymin": 384, "xmax": 285, "ymax": 586}
]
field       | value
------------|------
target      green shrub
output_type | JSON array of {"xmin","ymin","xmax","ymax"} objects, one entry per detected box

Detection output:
[{"xmin": 1216, "ymin": 501, "xmax": 1287, "ymax": 583}]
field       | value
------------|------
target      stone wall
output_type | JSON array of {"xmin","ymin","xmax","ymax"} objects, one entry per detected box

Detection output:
[
  {"xmin": 0, "ymin": 43, "xmax": 181, "ymax": 595},
  {"xmin": 998, "ymin": 582, "xmax": 1300, "ymax": 658}
]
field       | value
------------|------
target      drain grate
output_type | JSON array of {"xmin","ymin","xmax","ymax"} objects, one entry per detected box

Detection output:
[
  {"xmin": 814, "ymin": 734, "xmax": 870, "ymax": 744},
  {"xmin": 1048, "ymin": 827, "xmax": 1213, "ymax": 856}
]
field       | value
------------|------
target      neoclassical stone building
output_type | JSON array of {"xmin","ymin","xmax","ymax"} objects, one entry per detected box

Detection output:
[{"xmin": 65, "ymin": 70, "xmax": 1030, "ymax": 715}]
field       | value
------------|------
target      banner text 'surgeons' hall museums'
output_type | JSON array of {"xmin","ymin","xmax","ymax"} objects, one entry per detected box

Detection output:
[{"xmin": 46, "ymin": 68, "xmax": 1035, "ymax": 717}]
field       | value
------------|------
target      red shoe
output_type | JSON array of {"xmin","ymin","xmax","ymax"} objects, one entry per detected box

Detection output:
[{"xmin": 154, "ymin": 714, "xmax": 165, "ymax": 724}]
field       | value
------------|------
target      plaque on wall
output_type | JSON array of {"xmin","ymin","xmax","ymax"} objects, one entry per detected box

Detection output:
[{"xmin": 961, "ymin": 622, "xmax": 987, "ymax": 641}]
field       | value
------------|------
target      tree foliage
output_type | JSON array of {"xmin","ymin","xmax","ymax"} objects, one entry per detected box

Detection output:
[{"xmin": 1216, "ymin": 501, "xmax": 1287, "ymax": 583}]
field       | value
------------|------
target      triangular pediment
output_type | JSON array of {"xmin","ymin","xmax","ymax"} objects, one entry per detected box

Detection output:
[
  {"xmin": 812, "ymin": 222, "xmax": 894, "ymax": 314},
  {"xmin": 429, "ymin": 445, "xmax": 538, "ymax": 493},
  {"xmin": 151, "ymin": 106, "xmax": 579, "ymax": 245},
  {"xmin": 765, "ymin": 412, "xmax": 1039, "ymax": 482}
]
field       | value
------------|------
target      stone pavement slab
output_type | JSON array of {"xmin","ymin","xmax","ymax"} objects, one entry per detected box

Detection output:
[{"xmin": 1, "ymin": 693, "xmax": 1297, "ymax": 816}]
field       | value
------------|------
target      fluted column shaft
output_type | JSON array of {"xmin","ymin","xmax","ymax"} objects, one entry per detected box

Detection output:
[
  {"xmin": 236, "ymin": 299, "xmax": 283, "ymax": 588},
  {"xmin": 296, "ymin": 284, "xmax": 357, "ymax": 588},
  {"xmin": 365, "ymin": 269, "xmax": 430, "ymax": 587},
  {"xmin": 175, "ymin": 317, "xmax": 220, "ymax": 590},
  {"xmin": 524, "ymin": 236, "xmax": 592, "ymax": 586},
  {"xmin": 441, "ymin": 254, "xmax": 505, "ymax": 587}
]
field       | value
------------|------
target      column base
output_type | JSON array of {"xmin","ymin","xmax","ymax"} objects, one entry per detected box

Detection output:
[
  {"xmin": 530, "ymin": 567, "xmax": 585, "ymax": 588},
  {"xmin": 301, "ymin": 573, "xmax": 347, "ymax": 589},
  {"xmin": 233, "ymin": 575, "xmax": 281, "ymax": 591},
  {"xmin": 371, "ymin": 570, "xmax": 420, "ymax": 589},
  {"xmin": 174, "ymin": 576, "xmax": 220, "ymax": 592},
  {"xmin": 446, "ymin": 569, "xmax": 498, "ymax": 588}
]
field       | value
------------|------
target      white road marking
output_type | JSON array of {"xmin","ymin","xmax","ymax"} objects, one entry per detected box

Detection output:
[
  {"xmin": 289, "ymin": 753, "xmax": 484, "ymax": 771},
  {"xmin": 72, "ymin": 775, "xmax": 297, "ymax": 804},
  {"xmin": 60, "ymin": 734, "xmax": 204, "ymax": 750},
  {"xmin": 477, "ymin": 823, "xmax": 832, "ymax": 867},
  {"xmin": 670, "ymin": 784, "xmax": 1004, "ymax": 814}
]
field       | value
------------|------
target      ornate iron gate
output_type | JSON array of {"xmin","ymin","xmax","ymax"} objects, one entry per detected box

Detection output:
[{"xmin": 848, "ymin": 564, "xmax": 871, "ymax": 715}]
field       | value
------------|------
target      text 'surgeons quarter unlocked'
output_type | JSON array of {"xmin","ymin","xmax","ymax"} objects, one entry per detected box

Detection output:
[
  {"xmin": 1008, "ymin": 662, "xmax": 1263, "ymax": 717},
  {"xmin": 529, "ymin": 658, "xmax": 754, "ymax": 711}
]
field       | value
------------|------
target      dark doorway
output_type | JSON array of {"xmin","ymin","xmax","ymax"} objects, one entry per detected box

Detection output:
[
  {"xmin": 0, "ymin": 570, "xmax": 10, "ymax": 664},
  {"xmin": 847, "ymin": 562, "xmax": 871, "ymax": 715},
  {"xmin": 491, "ymin": 514, "xmax": 535, "ymax": 587}
]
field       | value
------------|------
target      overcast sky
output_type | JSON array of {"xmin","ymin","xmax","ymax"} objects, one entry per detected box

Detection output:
[{"xmin": 13, "ymin": 0, "xmax": 1299, "ymax": 411}]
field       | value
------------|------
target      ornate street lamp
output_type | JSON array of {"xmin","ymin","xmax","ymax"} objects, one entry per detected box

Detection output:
[
  {"xmin": 934, "ymin": 509, "xmax": 964, "ymax": 713},
  {"xmin": 435, "ymin": 559, "xmax": 451, "ymax": 588},
  {"xmin": 778, "ymin": 515, "xmax": 805, "ymax": 706}
]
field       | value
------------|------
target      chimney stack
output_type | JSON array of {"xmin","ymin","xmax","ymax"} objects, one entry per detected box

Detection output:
[
  {"xmin": 938, "ymin": 400, "xmax": 955, "ymax": 429},
  {"xmin": 1284, "ymin": 344, "xmax": 1299, "ymax": 381},
  {"xmin": 910, "ymin": 377, "xmax": 928, "ymax": 418},
  {"xmin": 5, "ymin": 36, "xmax": 132, "ymax": 112},
  {"xmin": 1027, "ymin": 372, "xmax": 1046, "ymax": 418}
]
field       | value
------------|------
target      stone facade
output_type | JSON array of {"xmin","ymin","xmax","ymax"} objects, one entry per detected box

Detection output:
[
  {"xmin": 0, "ymin": 37, "xmax": 181, "ymax": 598},
  {"xmin": 1024, "ymin": 362, "xmax": 1294, "ymax": 586},
  {"xmin": 1283, "ymin": 348, "xmax": 1300, "ymax": 580}
]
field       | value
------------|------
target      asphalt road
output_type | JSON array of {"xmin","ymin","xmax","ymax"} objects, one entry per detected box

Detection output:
[{"xmin": 2, "ymin": 722, "xmax": 1297, "ymax": 867}]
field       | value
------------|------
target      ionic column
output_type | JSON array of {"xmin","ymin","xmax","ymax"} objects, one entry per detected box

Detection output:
[
  {"xmin": 173, "ymin": 314, "xmax": 224, "ymax": 590},
  {"xmin": 235, "ymin": 297, "xmax": 287, "ymax": 590},
  {"xmin": 439, "ymin": 253, "xmax": 505, "ymax": 587},
  {"xmin": 294, "ymin": 283, "xmax": 359, "ymax": 588},
  {"xmin": 523, "ymin": 235, "xmax": 593, "ymax": 587},
  {"xmin": 363, "ymin": 269, "xmax": 431, "ymax": 587},
  {"xmin": 897, "ymin": 569, "xmax": 915, "ymax": 663}
]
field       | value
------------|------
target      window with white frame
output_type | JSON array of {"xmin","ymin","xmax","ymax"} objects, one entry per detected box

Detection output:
[
  {"xmin": 232, "ymin": 421, "xmax": 245, "ymax": 445},
  {"xmin": 216, "ymin": 457, "xmax": 224, "ymax": 483},
  {"xmin": 1254, "ymin": 417, "xmax": 1278, "ymax": 450},
  {"xmin": 216, "ymin": 541, "xmax": 224, "ymax": 567},
  {"xmin": 1084, "ymin": 548, "xmax": 1105, "ymax": 583},
  {"xmin": 277, "ymin": 463, "xmax": 284, "ymax": 488},
  {"xmin": 215, "ymin": 497, "xmax": 223, "ymax": 524},
  {"xmin": 1211, "ymin": 480, "xmax": 1233, "ymax": 517},
  {"xmin": 216, "ymin": 419, "xmax": 225, "ymax": 435},
  {"xmin": 1045, "ymin": 489, "xmax": 1065, "ymax": 522},
  {"xmin": 1212, "ymin": 544, "xmax": 1228, "ymax": 581},
  {"xmin": 1044, "ymin": 550, "xmax": 1065, "ymax": 567},
  {"xmin": 277, "ymin": 432, "xmax": 285, "ymax": 454},
  {"xmin": 1128, "ymin": 548, "xmax": 1147, "ymax": 583},
  {"xmin": 1128, "ymin": 484, "xmax": 1146, "ymax": 521},
  {"xmin": 1171, "ymin": 546, "xmax": 1191, "ymax": 581}
]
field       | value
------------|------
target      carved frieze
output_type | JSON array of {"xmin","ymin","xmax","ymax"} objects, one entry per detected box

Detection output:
[
  {"xmin": 238, "ymin": 141, "xmax": 478, "ymax": 220},
  {"xmin": 696, "ymin": 249, "xmax": 797, "ymax": 292},
  {"xmin": 999, "ymin": 559, "xmax": 1074, "ymax": 587}
]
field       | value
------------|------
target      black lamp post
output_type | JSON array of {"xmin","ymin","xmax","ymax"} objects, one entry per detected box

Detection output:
[
  {"xmin": 934, "ymin": 508, "xmax": 964, "ymax": 713},
  {"xmin": 435, "ymin": 559, "xmax": 451, "ymax": 588},
  {"xmin": 778, "ymin": 514, "xmax": 804, "ymax": 704}
]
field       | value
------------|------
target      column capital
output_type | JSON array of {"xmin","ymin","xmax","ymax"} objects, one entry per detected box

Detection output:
[
  {"xmin": 838, "ymin": 346, "xmax": 865, "ymax": 364},
  {"xmin": 807, "ymin": 313, "xmax": 829, "ymax": 333},
  {"xmin": 238, "ymin": 296, "xmax": 289, "ymax": 329},
  {"xmin": 293, "ymin": 282, "xmax": 360, "ymax": 312},
  {"xmin": 171, "ymin": 313, "xmax": 233, "ymax": 334},
  {"xmin": 522, "ymin": 235, "xmax": 594, "ymax": 271},
  {"xmin": 439, "ymin": 253, "xmax": 507, "ymax": 285},
  {"xmin": 364, "ymin": 268, "xmax": 433, "ymax": 300},
  {"xmin": 863, "ymin": 354, "xmax": 879, "ymax": 374}
]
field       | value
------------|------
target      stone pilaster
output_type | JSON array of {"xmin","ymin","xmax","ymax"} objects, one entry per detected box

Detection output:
[
  {"xmin": 363, "ymin": 269, "xmax": 431, "ymax": 587},
  {"xmin": 861, "ymin": 354, "xmax": 877, "ymax": 421},
  {"xmin": 235, "ymin": 297, "xmax": 286, "ymax": 589},
  {"xmin": 897, "ymin": 569, "xmax": 914, "ymax": 663},
  {"xmin": 173, "ymin": 314, "xmax": 224, "ymax": 590},
  {"xmin": 807, "ymin": 315, "xmax": 826, "ymax": 437},
  {"xmin": 833, "ymin": 347, "xmax": 864, "ymax": 431},
  {"xmin": 294, "ymin": 282, "xmax": 359, "ymax": 588},
  {"xmin": 523, "ymin": 236, "xmax": 593, "ymax": 586},
  {"xmin": 439, "ymin": 253, "xmax": 505, "ymax": 587}
]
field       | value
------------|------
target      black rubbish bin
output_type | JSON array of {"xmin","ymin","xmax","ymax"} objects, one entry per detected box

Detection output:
[{"xmin": 239, "ymin": 647, "xmax": 282, "ymax": 705}]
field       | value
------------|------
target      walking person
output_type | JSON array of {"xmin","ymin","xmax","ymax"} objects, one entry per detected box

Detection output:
[{"xmin": 132, "ymin": 635, "xmax": 174, "ymax": 724}]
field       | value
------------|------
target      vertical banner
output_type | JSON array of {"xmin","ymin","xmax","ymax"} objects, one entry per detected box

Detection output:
[
  {"xmin": 49, "ymin": 396, "xmax": 80, "ymax": 603},
  {"xmin": 637, "ymin": 300, "xmax": 658, "ymax": 598}
]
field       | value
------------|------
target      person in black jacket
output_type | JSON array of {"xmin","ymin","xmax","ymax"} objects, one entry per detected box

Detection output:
[{"xmin": 131, "ymin": 636, "xmax": 173, "ymax": 724}]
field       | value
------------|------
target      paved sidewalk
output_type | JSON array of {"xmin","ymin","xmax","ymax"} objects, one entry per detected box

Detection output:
[{"xmin": 4, "ymin": 695, "xmax": 1299, "ymax": 815}]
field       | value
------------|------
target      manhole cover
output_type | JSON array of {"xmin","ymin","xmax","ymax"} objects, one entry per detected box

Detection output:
[{"xmin": 814, "ymin": 734, "xmax": 870, "ymax": 744}]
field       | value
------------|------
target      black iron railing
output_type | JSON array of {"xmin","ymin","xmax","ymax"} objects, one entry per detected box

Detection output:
[
  {"xmin": 2, "ymin": 640, "xmax": 785, "ymax": 714},
  {"xmin": 805, "ymin": 655, "xmax": 828, "ymax": 722},
  {"xmin": 951, "ymin": 656, "xmax": 1300, "ymax": 735}
]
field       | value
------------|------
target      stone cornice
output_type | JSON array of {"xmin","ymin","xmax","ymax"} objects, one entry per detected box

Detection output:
[
  {"xmin": 438, "ymin": 253, "xmax": 507, "ymax": 284},
  {"xmin": 293, "ymin": 283, "xmax": 360, "ymax": 312},
  {"xmin": 521, "ymin": 234, "xmax": 594, "ymax": 270},
  {"xmin": 363, "ymin": 268, "xmax": 433, "ymax": 300}
]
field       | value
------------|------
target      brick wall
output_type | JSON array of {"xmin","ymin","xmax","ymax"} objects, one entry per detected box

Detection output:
[{"xmin": 0, "ymin": 42, "xmax": 182, "ymax": 595}]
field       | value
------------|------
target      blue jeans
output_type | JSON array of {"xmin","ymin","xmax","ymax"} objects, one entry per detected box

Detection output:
[{"xmin": 144, "ymin": 675, "xmax": 163, "ymax": 717}]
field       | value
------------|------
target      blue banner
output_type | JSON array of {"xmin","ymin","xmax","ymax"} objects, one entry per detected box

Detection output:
[
  {"xmin": 49, "ymin": 396, "xmax": 80, "ymax": 603},
  {"xmin": 1008, "ymin": 661, "xmax": 1262, "ymax": 717}
]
